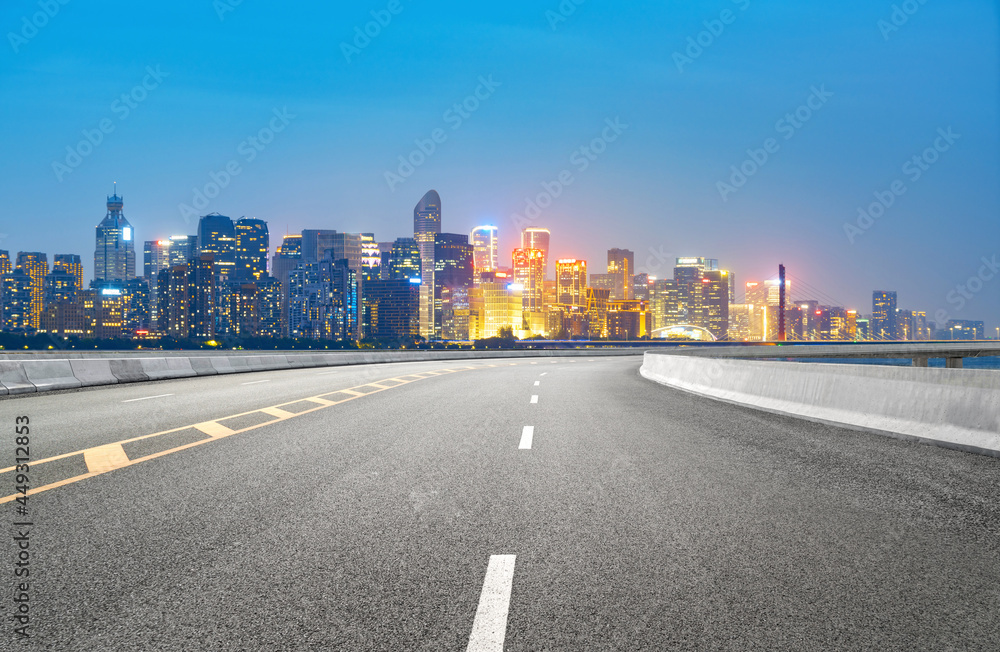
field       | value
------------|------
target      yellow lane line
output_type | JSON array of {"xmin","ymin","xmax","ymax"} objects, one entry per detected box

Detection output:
[
  {"xmin": 194, "ymin": 422, "xmax": 237, "ymax": 439},
  {"xmin": 83, "ymin": 443, "xmax": 130, "ymax": 474},
  {"xmin": 0, "ymin": 365, "xmax": 476, "ymax": 503}
]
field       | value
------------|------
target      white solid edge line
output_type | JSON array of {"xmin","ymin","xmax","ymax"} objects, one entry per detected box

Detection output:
[
  {"xmin": 122, "ymin": 394, "xmax": 174, "ymax": 403},
  {"xmin": 519, "ymin": 426, "xmax": 534, "ymax": 450},
  {"xmin": 467, "ymin": 555, "xmax": 517, "ymax": 652},
  {"xmin": 241, "ymin": 379, "xmax": 272, "ymax": 385},
  {"xmin": 540, "ymin": 373, "xmax": 547, "ymax": 376},
  {"xmin": 530, "ymin": 395, "xmax": 538, "ymax": 404}
]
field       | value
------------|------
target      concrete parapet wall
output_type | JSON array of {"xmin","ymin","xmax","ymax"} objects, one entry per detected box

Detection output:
[
  {"xmin": 0, "ymin": 349, "xmax": 639, "ymax": 396},
  {"xmin": 640, "ymin": 353, "xmax": 1000, "ymax": 456}
]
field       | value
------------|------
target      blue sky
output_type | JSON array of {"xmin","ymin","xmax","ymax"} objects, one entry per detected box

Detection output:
[{"xmin": 1, "ymin": 0, "xmax": 997, "ymax": 328}]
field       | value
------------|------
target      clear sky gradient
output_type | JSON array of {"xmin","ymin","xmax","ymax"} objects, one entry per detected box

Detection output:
[{"xmin": 1, "ymin": 1, "xmax": 997, "ymax": 328}]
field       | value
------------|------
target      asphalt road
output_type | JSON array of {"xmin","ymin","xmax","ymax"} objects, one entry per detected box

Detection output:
[{"xmin": 2, "ymin": 356, "xmax": 998, "ymax": 650}]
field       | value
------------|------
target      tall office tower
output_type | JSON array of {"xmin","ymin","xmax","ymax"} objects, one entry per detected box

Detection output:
[
  {"xmin": 300, "ymin": 230, "xmax": 337, "ymax": 262},
  {"xmin": 188, "ymin": 255, "xmax": 216, "ymax": 339},
  {"xmin": 607, "ymin": 248, "xmax": 634, "ymax": 300},
  {"xmin": 54, "ymin": 254, "xmax": 83, "ymax": 291},
  {"xmin": 387, "ymin": 238, "xmax": 421, "ymax": 281},
  {"xmin": 895, "ymin": 309, "xmax": 915, "ymax": 341},
  {"xmin": 588, "ymin": 273, "xmax": 615, "ymax": 293},
  {"xmin": 521, "ymin": 227, "xmax": 551, "ymax": 279},
  {"xmin": 198, "ymin": 214, "xmax": 236, "ymax": 280},
  {"xmin": 361, "ymin": 233, "xmax": 381, "ymax": 281},
  {"xmin": 270, "ymin": 234, "xmax": 303, "ymax": 337},
  {"xmin": 632, "ymin": 273, "xmax": 650, "ymax": 302},
  {"xmin": 702, "ymin": 270, "xmax": 730, "ymax": 341},
  {"xmin": 414, "ymin": 190, "xmax": 442, "ymax": 339},
  {"xmin": 44, "ymin": 269, "xmax": 77, "ymax": 307},
  {"xmin": 872, "ymin": 290, "xmax": 898, "ymax": 340},
  {"xmin": 0, "ymin": 250, "xmax": 11, "ymax": 275},
  {"xmin": 144, "ymin": 240, "xmax": 171, "ymax": 280},
  {"xmin": 94, "ymin": 190, "xmax": 136, "ymax": 283},
  {"xmin": 512, "ymin": 248, "xmax": 545, "ymax": 312},
  {"xmin": 651, "ymin": 278, "xmax": 678, "ymax": 332},
  {"xmin": 15, "ymin": 252, "xmax": 48, "ymax": 330},
  {"xmin": 254, "ymin": 276, "xmax": 283, "ymax": 338},
  {"xmin": 672, "ymin": 261, "xmax": 705, "ymax": 326},
  {"xmin": 434, "ymin": 233, "xmax": 474, "ymax": 339},
  {"xmin": 727, "ymin": 304, "xmax": 753, "ymax": 341},
  {"xmin": 234, "ymin": 218, "xmax": 269, "ymax": 282},
  {"xmin": 471, "ymin": 226, "xmax": 499, "ymax": 277},
  {"xmin": 287, "ymin": 259, "xmax": 357, "ymax": 340},
  {"xmin": 362, "ymin": 279, "xmax": 421, "ymax": 340},
  {"xmin": 169, "ymin": 235, "xmax": 199, "ymax": 266},
  {"xmin": 1, "ymin": 270, "xmax": 32, "ymax": 331},
  {"xmin": 556, "ymin": 259, "xmax": 588, "ymax": 307},
  {"xmin": 797, "ymin": 300, "xmax": 819, "ymax": 340}
]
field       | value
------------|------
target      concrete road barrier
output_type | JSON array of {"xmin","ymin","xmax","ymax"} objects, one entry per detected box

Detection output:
[
  {"xmin": 69, "ymin": 360, "xmax": 119, "ymax": 387},
  {"xmin": 0, "ymin": 349, "xmax": 640, "ymax": 398},
  {"xmin": 641, "ymin": 352, "xmax": 1000, "ymax": 457},
  {"xmin": 23, "ymin": 360, "xmax": 82, "ymax": 392},
  {"xmin": 0, "ymin": 361, "xmax": 33, "ymax": 394},
  {"xmin": 139, "ymin": 358, "xmax": 197, "ymax": 381}
]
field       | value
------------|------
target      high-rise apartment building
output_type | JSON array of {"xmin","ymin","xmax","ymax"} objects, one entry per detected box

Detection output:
[
  {"xmin": 15, "ymin": 252, "xmax": 48, "ymax": 330},
  {"xmin": 414, "ymin": 190, "xmax": 442, "ymax": 339},
  {"xmin": 556, "ymin": 259, "xmax": 587, "ymax": 307},
  {"xmin": 872, "ymin": 290, "xmax": 898, "ymax": 340},
  {"xmin": 94, "ymin": 191, "xmax": 136, "ymax": 283},
  {"xmin": 234, "ymin": 218, "xmax": 269, "ymax": 282},
  {"xmin": 53, "ymin": 254, "xmax": 83, "ymax": 291}
]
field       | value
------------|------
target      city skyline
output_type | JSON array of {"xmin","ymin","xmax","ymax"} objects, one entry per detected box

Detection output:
[{"xmin": 1, "ymin": 2, "xmax": 997, "ymax": 331}]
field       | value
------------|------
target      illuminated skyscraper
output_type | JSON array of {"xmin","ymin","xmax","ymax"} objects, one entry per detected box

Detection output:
[
  {"xmin": 521, "ymin": 227, "xmax": 550, "ymax": 279},
  {"xmin": 198, "ymin": 214, "xmax": 237, "ymax": 280},
  {"xmin": 1, "ymin": 270, "xmax": 32, "ymax": 331},
  {"xmin": 607, "ymin": 248, "xmax": 634, "ymax": 300},
  {"xmin": 434, "ymin": 233, "xmax": 474, "ymax": 339},
  {"xmin": 15, "ymin": 252, "xmax": 48, "ymax": 330},
  {"xmin": 414, "ymin": 190, "xmax": 442, "ymax": 339},
  {"xmin": 0, "ymin": 251, "xmax": 11, "ymax": 276},
  {"xmin": 54, "ymin": 254, "xmax": 83, "ymax": 291},
  {"xmin": 44, "ymin": 268, "xmax": 77, "ymax": 307},
  {"xmin": 94, "ymin": 190, "xmax": 136, "ymax": 283},
  {"xmin": 556, "ymin": 259, "xmax": 587, "ymax": 307},
  {"xmin": 512, "ymin": 248, "xmax": 545, "ymax": 312},
  {"xmin": 362, "ymin": 279, "xmax": 421, "ymax": 340},
  {"xmin": 361, "ymin": 233, "xmax": 381, "ymax": 281},
  {"xmin": 702, "ymin": 270, "xmax": 730, "ymax": 341},
  {"xmin": 234, "ymin": 218, "xmax": 269, "ymax": 281},
  {"xmin": 387, "ymin": 238, "xmax": 421, "ymax": 281},
  {"xmin": 872, "ymin": 291, "xmax": 898, "ymax": 340},
  {"xmin": 471, "ymin": 226, "xmax": 499, "ymax": 278}
]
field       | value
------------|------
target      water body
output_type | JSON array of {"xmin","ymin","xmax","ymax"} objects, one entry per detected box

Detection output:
[{"xmin": 788, "ymin": 357, "xmax": 1000, "ymax": 370}]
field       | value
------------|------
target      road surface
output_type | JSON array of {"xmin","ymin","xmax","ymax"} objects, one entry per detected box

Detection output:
[{"xmin": 2, "ymin": 356, "xmax": 998, "ymax": 650}]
